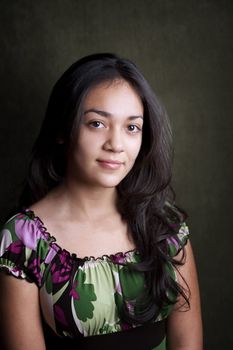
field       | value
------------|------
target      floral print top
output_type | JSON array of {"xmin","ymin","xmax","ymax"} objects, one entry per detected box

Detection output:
[{"xmin": 0, "ymin": 209, "xmax": 189, "ymax": 347}]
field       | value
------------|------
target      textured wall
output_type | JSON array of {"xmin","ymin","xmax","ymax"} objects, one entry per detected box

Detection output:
[{"xmin": 0, "ymin": 0, "xmax": 232, "ymax": 348}]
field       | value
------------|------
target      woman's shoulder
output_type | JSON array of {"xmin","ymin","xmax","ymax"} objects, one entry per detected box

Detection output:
[
  {"xmin": 166, "ymin": 221, "xmax": 190, "ymax": 258},
  {"xmin": 1, "ymin": 209, "xmax": 49, "ymax": 249},
  {"xmin": 0, "ymin": 209, "xmax": 56, "ymax": 285}
]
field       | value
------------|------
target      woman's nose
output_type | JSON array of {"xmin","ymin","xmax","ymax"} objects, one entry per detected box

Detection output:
[{"xmin": 103, "ymin": 128, "xmax": 124, "ymax": 153}]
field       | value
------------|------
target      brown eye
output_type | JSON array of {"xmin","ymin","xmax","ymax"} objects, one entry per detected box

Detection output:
[
  {"xmin": 127, "ymin": 124, "xmax": 141, "ymax": 133},
  {"xmin": 89, "ymin": 121, "xmax": 105, "ymax": 128}
]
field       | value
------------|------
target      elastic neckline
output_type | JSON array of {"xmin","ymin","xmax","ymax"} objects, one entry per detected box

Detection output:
[{"xmin": 21, "ymin": 208, "xmax": 138, "ymax": 263}]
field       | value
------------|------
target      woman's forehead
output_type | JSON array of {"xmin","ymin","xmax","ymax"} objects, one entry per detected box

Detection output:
[{"xmin": 83, "ymin": 79, "xmax": 144, "ymax": 115}]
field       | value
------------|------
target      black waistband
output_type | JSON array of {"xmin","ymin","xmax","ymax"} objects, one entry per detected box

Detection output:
[{"xmin": 44, "ymin": 320, "xmax": 166, "ymax": 350}]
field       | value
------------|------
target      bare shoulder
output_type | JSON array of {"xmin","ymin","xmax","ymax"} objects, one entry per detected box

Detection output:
[
  {"xmin": 0, "ymin": 273, "xmax": 46, "ymax": 349},
  {"xmin": 29, "ymin": 192, "xmax": 63, "ymax": 233},
  {"xmin": 29, "ymin": 194, "xmax": 56, "ymax": 220},
  {"xmin": 166, "ymin": 241, "xmax": 203, "ymax": 350}
]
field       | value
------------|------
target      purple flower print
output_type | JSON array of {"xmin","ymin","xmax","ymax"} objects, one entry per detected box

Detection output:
[
  {"xmin": 50, "ymin": 251, "xmax": 73, "ymax": 284},
  {"xmin": 7, "ymin": 241, "xmax": 24, "ymax": 254},
  {"xmin": 69, "ymin": 280, "xmax": 80, "ymax": 300},
  {"xmin": 45, "ymin": 248, "xmax": 57, "ymax": 264},
  {"xmin": 27, "ymin": 257, "xmax": 42, "ymax": 285},
  {"xmin": 15, "ymin": 219, "xmax": 42, "ymax": 250},
  {"xmin": 111, "ymin": 252, "xmax": 127, "ymax": 265},
  {"xmin": 167, "ymin": 236, "xmax": 179, "ymax": 251}
]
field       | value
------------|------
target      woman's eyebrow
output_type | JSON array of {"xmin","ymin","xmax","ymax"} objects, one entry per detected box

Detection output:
[{"xmin": 84, "ymin": 108, "xmax": 143, "ymax": 120}]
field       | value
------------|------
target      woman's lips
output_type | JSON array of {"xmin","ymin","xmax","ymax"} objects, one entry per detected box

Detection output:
[{"xmin": 97, "ymin": 159, "xmax": 124, "ymax": 169}]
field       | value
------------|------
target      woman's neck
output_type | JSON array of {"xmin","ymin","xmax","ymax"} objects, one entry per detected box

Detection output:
[{"xmin": 47, "ymin": 179, "xmax": 119, "ymax": 222}]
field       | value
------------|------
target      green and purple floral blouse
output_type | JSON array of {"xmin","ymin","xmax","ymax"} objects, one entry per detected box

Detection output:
[{"xmin": 0, "ymin": 209, "xmax": 189, "ymax": 349}]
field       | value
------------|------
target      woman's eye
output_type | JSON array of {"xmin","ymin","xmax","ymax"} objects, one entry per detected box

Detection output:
[
  {"xmin": 89, "ymin": 121, "xmax": 105, "ymax": 128},
  {"xmin": 127, "ymin": 124, "xmax": 141, "ymax": 133}
]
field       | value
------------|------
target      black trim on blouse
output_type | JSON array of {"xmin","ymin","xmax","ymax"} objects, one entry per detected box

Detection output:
[{"xmin": 43, "ymin": 320, "xmax": 166, "ymax": 350}]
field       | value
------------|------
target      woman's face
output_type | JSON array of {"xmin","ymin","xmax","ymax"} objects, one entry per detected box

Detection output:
[{"xmin": 66, "ymin": 79, "xmax": 144, "ymax": 189}]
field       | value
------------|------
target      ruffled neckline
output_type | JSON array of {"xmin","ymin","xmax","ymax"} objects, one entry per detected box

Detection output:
[{"xmin": 21, "ymin": 208, "xmax": 139, "ymax": 263}]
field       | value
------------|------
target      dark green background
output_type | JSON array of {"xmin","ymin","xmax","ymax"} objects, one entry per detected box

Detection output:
[{"xmin": 0, "ymin": 0, "xmax": 232, "ymax": 348}]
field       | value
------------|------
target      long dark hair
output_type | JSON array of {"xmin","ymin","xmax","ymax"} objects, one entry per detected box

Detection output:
[{"xmin": 19, "ymin": 53, "xmax": 189, "ymax": 323}]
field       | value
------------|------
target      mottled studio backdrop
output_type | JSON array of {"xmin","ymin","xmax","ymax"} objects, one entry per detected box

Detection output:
[{"xmin": 0, "ymin": 0, "xmax": 232, "ymax": 349}]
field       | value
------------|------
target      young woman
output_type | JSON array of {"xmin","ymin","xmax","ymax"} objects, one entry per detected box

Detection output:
[{"xmin": 0, "ymin": 53, "xmax": 202, "ymax": 349}]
